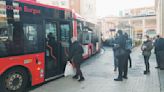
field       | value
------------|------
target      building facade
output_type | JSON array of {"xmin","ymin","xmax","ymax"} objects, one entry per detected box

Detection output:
[
  {"xmin": 98, "ymin": 6, "xmax": 156, "ymax": 41},
  {"xmin": 155, "ymin": 0, "xmax": 164, "ymax": 37},
  {"xmin": 80, "ymin": 0, "xmax": 96, "ymax": 23},
  {"xmin": 119, "ymin": 6, "xmax": 156, "ymax": 40},
  {"xmin": 97, "ymin": 17, "xmax": 119, "ymax": 41},
  {"xmin": 69, "ymin": 0, "xmax": 80, "ymax": 14}
]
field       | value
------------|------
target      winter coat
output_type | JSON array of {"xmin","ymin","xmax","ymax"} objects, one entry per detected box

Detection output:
[
  {"xmin": 69, "ymin": 41, "xmax": 84, "ymax": 63},
  {"xmin": 154, "ymin": 38, "xmax": 164, "ymax": 54},
  {"xmin": 114, "ymin": 34, "xmax": 127, "ymax": 57},
  {"xmin": 141, "ymin": 40, "xmax": 153, "ymax": 56}
]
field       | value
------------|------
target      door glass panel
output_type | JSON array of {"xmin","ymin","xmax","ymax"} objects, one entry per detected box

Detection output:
[
  {"xmin": 45, "ymin": 22, "xmax": 59, "ymax": 78},
  {"xmin": 60, "ymin": 22, "xmax": 70, "ymax": 72},
  {"xmin": 60, "ymin": 24, "xmax": 70, "ymax": 47},
  {"xmin": 46, "ymin": 23, "xmax": 58, "ymax": 57},
  {"xmin": 46, "ymin": 23, "xmax": 57, "ymax": 41}
]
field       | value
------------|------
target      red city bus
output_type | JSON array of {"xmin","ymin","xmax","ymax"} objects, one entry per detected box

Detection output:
[
  {"xmin": 73, "ymin": 13, "xmax": 101, "ymax": 59},
  {"xmin": 0, "ymin": 0, "xmax": 100, "ymax": 92}
]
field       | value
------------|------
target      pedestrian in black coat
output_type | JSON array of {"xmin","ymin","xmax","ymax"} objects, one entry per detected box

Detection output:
[
  {"xmin": 69, "ymin": 37, "xmax": 84, "ymax": 82},
  {"xmin": 114, "ymin": 30, "xmax": 128, "ymax": 81},
  {"xmin": 154, "ymin": 36, "xmax": 164, "ymax": 70},
  {"xmin": 154, "ymin": 35, "xmax": 161, "ymax": 68},
  {"xmin": 112, "ymin": 34, "xmax": 119, "ymax": 71},
  {"xmin": 124, "ymin": 33, "xmax": 133, "ymax": 68}
]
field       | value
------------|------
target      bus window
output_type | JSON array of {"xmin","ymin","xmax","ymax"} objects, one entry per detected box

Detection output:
[
  {"xmin": 0, "ymin": 26, "xmax": 12, "ymax": 57},
  {"xmin": 77, "ymin": 21, "xmax": 83, "ymax": 43},
  {"xmin": 23, "ymin": 24, "xmax": 38, "ymax": 53},
  {"xmin": 82, "ymin": 27, "xmax": 92, "ymax": 44}
]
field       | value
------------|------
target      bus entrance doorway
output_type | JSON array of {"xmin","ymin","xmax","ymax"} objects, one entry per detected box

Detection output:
[{"xmin": 45, "ymin": 21, "xmax": 61, "ymax": 78}]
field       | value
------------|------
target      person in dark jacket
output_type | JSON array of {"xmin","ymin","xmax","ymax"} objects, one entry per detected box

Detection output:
[
  {"xmin": 69, "ymin": 37, "xmax": 84, "ymax": 82},
  {"xmin": 47, "ymin": 33, "xmax": 58, "ymax": 57},
  {"xmin": 141, "ymin": 35, "xmax": 153, "ymax": 74},
  {"xmin": 154, "ymin": 35, "xmax": 160, "ymax": 68},
  {"xmin": 114, "ymin": 30, "xmax": 128, "ymax": 81},
  {"xmin": 112, "ymin": 34, "xmax": 119, "ymax": 71},
  {"xmin": 154, "ymin": 36, "xmax": 164, "ymax": 70},
  {"xmin": 124, "ymin": 33, "xmax": 132, "ymax": 68}
]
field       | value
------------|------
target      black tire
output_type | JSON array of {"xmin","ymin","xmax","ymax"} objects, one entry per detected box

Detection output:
[{"xmin": 0, "ymin": 67, "xmax": 29, "ymax": 92}]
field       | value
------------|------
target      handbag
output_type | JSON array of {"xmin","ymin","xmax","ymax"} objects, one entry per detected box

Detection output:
[{"xmin": 64, "ymin": 61, "xmax": 75, "ymax": 77}]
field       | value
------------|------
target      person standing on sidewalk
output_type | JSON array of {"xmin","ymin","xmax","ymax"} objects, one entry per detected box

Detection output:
[
  {"xmin": 141, "ymin": 35, "xmax": 153, "ymax": 74},
  {"xmin": 154, "ymin": 36, "xmax": 164, "ymax": 70},
  {"xmin": 112, "ymin": 34, "xmax": 119, "ymax": 71},
  {"xmin": 69, "ymin": 37, "xmax": 85, "ymax": 82},
  {"xmin": 114, "ymin": 30, "xmax": 128, "ymax": 81},
  {"xmin": 154, "ymin": 35, "xmax": 161, "ymax": 69},
  {"xmin": 124, "ymin": 33, "xmax": 133, "ymax": 68}
]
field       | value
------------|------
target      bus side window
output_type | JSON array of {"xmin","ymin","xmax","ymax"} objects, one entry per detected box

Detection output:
[{"xmin": 23, "ymin": 24, "xmax": 38, "ymax": 53}]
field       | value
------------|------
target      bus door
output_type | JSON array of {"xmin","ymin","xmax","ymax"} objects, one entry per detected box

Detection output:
[
  {"xmin": 59, "ymin": 21, "xmax": 72, "ymax": 72},
  {"xmin": 45, "ymin": 21, "xmax": 61, "ymax": 78}
]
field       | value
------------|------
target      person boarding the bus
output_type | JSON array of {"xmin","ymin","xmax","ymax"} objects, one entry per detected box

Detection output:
[{"xmin": 69, "ymin": 37, "xmax": 85, "ymax": 82}]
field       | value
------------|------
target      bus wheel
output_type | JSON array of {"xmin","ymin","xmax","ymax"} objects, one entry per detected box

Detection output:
[{"xmin": 0, "ymin": 68, "xmax": 29, "ymax": 92}]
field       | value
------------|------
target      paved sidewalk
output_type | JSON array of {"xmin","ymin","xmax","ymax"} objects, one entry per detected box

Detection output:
[{"xmin": 30, "ymin": 47, "xmax": 160, "ymax": 92}]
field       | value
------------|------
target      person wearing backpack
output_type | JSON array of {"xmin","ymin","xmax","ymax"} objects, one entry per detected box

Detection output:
[
  {"xmin": 69, "ymin": 37, "xmax": 85, "ymax": 82},
  {"xmin": 124, "ymin": 33, "xmax": 133, "ymax": 68},
  {"xmin": 141, "ymin": 35, "xmax": 153, "ymax": 74}
]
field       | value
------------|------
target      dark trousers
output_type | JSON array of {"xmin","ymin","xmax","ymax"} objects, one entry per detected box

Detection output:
[
  {"xmin": 128, "ymin": 54, "xmax": 132, "ymax": 67},
  {"xmin": 144, "ymin": 56, "xmax": 150, "ymax": 71},
  {"xmin": 73, "ymin": 62, "xmax": 84, "ymax": 78},
  {"xmin": 114, "ymin": 57, "xmax": 118, "ymax": 70},
  {"xmin": 155, "ymin": 53, "xmax": 160, "ymax": 67},
  {"xmin": 117, "ymin": 53, "xmax": 128, "ymax": 79},
  {"xmin": 113, "ymin": 51, "xmax": 118, "ymax": 70},
  {"xmin": 159, "ymin": 51, "xmax": 164, "ymax": 68}
]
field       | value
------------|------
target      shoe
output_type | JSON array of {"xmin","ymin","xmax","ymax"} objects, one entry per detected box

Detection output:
[
  {"xmin": 155, "ymin": 66, "xmax": 160, "ymax": 69},
  {"xmin": 72, "ymin": 75, "xmax": 78, "ymax": 79},
  {"xmin": 144, "ymin": 71, "xmax": 147, "ymax": 74},
  {"xmin": 147, "ymin": 70, "xmax": 150, "ymax": 73},
  {"xmin": 160, "ymin": 68, "xmax": 164, "ymax": 70},
  {"xmin": 122, "ymin": 76, "xmax": 128, "ymax": 79},
  {"xmin": 114, "ymin": 78, "xmax": 123, "ymax": 81},
  {"xmin": 78, "ymin": 77, "xmax": 85, "ymax": 82},
  {"xmin": 144, "ymin": 70, "xmax": 150, "ymax": 74},
  {"xmin": 129, "ymin": 65, "xmax": 132, "ymax": 68}
]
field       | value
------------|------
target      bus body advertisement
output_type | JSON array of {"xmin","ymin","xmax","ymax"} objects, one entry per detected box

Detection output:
[{"xmin": 0, "ymin": 0, "xmax": 100, "ymax": 92}]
